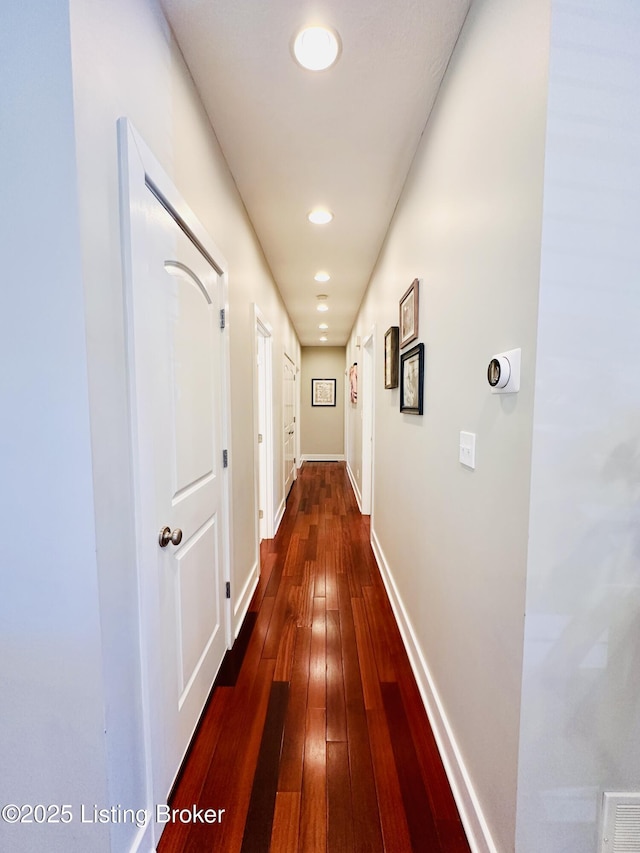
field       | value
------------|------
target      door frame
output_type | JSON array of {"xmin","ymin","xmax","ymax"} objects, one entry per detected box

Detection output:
[
  {"xmin": 253, "ymin": 304, "xmax": 274, "ymax": 541},
  {"xmin": 283, "ymin": 352, "xmax": 297, "ymax": 500},
  {"xmin": 361, "ymin": 329, "xmax": 376, "ymax": 516},
  {"xmin": 118, "ymin": 118, "xmax": 233, "ymax": 843}
]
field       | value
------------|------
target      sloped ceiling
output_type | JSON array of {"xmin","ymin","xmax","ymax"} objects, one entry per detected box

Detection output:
[{"xmin": 159, "ymin": 0, "xmax": 471, "ymax": 345}]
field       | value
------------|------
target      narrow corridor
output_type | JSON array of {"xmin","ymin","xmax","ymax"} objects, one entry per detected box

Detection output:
[{"xmin": 158, "ymin": 462, "xmax": 470, "ymax": 852}]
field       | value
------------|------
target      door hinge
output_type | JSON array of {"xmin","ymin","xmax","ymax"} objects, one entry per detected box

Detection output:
[
  {"xmin": 259, "ymin": 510, "xmax": 264, "ymax": 519},
  {"xmin": 223, "ymin": 449, "xmax": 228, "ymax": 468},
  {"xmin": 258, "ymin": 433, "xmax": 263, "ymax": 444},
  {"xmin": 220, "ymin": 308, "xmax": 226, "ymax": 329},
  {"xmin": 225, "ymin": 581, "xmax": 230, "ymax": 599},
  {"xmin": 293, "ymin": 416, "xmax": 296, "ymax": 423}
]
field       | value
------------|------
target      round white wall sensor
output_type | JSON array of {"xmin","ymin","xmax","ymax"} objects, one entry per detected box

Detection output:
[
  {"xmin": 487, "ymin": 349, "xmax": 521, "ymax": 394},
  {"xmin": 487, "ymin": 356, "xmax": 511, "ymax": 389}
]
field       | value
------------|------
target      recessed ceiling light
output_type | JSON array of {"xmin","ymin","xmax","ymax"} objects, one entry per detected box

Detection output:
[
  {"xmin": 314, "ymin": 271, "xmax": 330, "ymax": 282},
  {"xmin": 318, "ymin": 323, "xmax": 328, "ymax": 330},
  {"xmin": 320, "ymin": 335, "xmax": 328, "ymax": 342},
  {"xmin": 308, "ymin": 208, "xmax": 333, "ymax": 225},
  {"xmin": 293, "ymin": 26, "xmax": 340, "ymax": 72},
  {"xmin": 316, "ymin": 294, "xmax": 329, "ymax": 312}
]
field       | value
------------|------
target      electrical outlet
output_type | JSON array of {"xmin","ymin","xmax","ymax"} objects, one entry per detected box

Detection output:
[{"xmin": 459, "ymin": 432, "xmax": 476, "ymax": 469}]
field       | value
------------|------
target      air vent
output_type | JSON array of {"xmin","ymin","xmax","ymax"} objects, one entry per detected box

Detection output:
[{"xmin": 600, "ymin": 793, "xmax": 640, "ymax": 852}]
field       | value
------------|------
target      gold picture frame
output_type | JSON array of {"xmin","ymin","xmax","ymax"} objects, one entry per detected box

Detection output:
[{"xmin": 399, "ymin": 278, "xmax": 419, "ymax": 349}]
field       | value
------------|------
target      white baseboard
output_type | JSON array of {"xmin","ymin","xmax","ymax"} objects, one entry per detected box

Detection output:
[
  {"xmin": 233, "ymin": 559, "xmax": 259, "ymax": 638},
  {"xmin": 346, "ymin": 461, "xmax": 363, "ymax": 512},
  {"xmin": 369, "ymin": 526, "xmax": 498, "ymax": 853},
  {"xmin": 300, "ymin": 454, "xmax": 345, "ymax": 462},
  {"xmin": 274, "ymin": 498, "xmax": 286, "ymax": 535}
]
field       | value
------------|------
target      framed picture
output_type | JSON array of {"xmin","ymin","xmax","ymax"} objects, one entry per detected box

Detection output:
[
  {"xmin": 399, "ymin": 278, "xmax": 419, "ymax": 349},
  {"xmin": 311, "ymin": 378, "xmax": 337, "ymax": 407},
  {"xmin": 349, "ymin": 363, "xmax": 358, "ymax": 404},
  {"xmin": 400, "ymin": 343, "xmax": 425, "ymax": 415},
  {"xmin": 384, "ymin": 326, "xmax": 399, "ymax": 389}
]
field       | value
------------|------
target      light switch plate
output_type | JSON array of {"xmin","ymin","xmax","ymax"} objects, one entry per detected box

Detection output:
[{"xmin": 460, "ymin": 431, "xmax": 476, "ymax": 469}]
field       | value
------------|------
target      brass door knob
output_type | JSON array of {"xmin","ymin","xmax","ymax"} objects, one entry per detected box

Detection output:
[{"xmin": 159, "ymin": 526, "xmax": 183, "ymax": 548}]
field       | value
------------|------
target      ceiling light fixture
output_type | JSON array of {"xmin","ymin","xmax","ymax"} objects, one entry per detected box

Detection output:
[
  {"xmin": 293, "ymin": 26, "xmax": 340, "ymax": 72},
  {"xmin": 320, "ymin": 335, "xmax": 328, "ymax": 342},
  {"xmin": 308, "ymin": 208, "xmax": 333, "ymax": 225},
  {"xmin": 314, "ymin": 271, "xmax": 330, "ymax": 282},
  {"xmin": 318, "ymin": 323, "xmax": 328, "ymax": 330},
  {"xmin": 316, "ymin": 294, "xmax": 329, "ymax": 312}
]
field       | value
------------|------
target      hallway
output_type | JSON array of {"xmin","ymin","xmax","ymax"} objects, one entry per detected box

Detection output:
[{"xmin": 158, "ymin": 462, "xmax": 470, "ymax": 853}]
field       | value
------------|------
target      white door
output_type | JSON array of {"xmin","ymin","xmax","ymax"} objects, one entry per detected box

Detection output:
[
  {"xmin": 257, "ymin": 333, "xmax": 268, "ymax": 541},
  {"xmin": 283, "ymin": 355, "xmax": 296, "ymax": 496},
  {"xmin": 120, "ymin": 121, "xmax": 230, "ymax": 836}
]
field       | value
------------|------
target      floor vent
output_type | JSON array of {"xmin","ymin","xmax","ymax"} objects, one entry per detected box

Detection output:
[{"xmin": 600, "ymin": 793, "xmax": 640, "ymax": 852}]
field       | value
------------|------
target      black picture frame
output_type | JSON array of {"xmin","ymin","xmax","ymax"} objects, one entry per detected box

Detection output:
[
  {"xmin": 384, "ymin": 326, "xmax": 399, "ymax": 389},
  {"xmin": 400, "ymin": 343, "xmax": 425, "ymax": 415},
  {"xmin": 399, "ymin": 278, "xmax": 419, "ymax": 349},
  {"xmin": 311, "ymin": 378, "xmax": 336, "ymax": 407}
]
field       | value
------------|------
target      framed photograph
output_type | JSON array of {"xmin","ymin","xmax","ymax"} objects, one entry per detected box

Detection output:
[
  {"xmin": 399, "ymin": 278, "xmax": 419, "ymax": 349},
  {"xmin": 311, "ymin": 378, "xmax": 336, "ymax": 407},
  {"xmin": 349, "ymin": 363, "xmax": 358, "ymax": 404},
  {"xmin": 400, "ymin": 343, "xmax": 425, "ymax": 415},
  {"xmin": 384, "ymin": 326, "xmax": 399, "ymax": 389}
]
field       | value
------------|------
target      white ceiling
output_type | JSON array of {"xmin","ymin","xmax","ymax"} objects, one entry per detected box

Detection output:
[{"xmin": 159, "ymin": 0, "xmax": 471, "ymax": 346}]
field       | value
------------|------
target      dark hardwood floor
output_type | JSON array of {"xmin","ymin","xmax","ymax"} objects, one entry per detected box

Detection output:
[{"xmin": 158, "ymin": 462, "xmax": 471, "ymax": 853}]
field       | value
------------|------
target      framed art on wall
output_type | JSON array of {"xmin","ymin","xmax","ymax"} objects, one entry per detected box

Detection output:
[
  {"xmin": 349, "ymin": 363, "xmax": 358, "ymax": 404},
  {"xmin": 399, "ymin": 278, "xmax": 419, "ymax": 349},
  {"xmin": 384, "ymin": 326, "xmax": 399, "ymax": 389},
  {"xmin": 311, "ymin": 378, "xmax": 337, "ymax": 406},
  {"xmin": 400, "ymin": 343, "xmax": 424, "ymax": 415}
]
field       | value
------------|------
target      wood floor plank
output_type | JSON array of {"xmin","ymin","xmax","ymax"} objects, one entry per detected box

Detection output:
[
  {"xmin": 182, "ymin": 658, "xmax": 276, "ymax": 853},
  {"xmin": 263, "ymin": 576, "xmax": 295, "ymax": 659},
  {"xmin": 240, "ymin": 681, "xmax": 289, "ymax": 853},
  {"xmin": 352, "ymin": 596, "xmax": 383, "ymax": 710},
  {"xmin": 326, "ymin": 609, "xmax": 347, "ymax": 742},
  {"xmin": 278, "ymin": 626, "xmax": 311, "ymax": 792},
  {"xmin": 282, "ymin": 532, "xmax": 303, "ymax": 580},
  {"xmin": 337, "ymin": 573, "xmax": 384, "ymax": 853},
  {"xmin": 366, "ymin": 707, "xmax": 413, "ymax": 853},
  {"xmin": 327, "ymin": 741, "xmax": 354, "ymax": 853},
  {"xmin": 381, "ymin": 681, "xmax": 442, "ymax": 852},
  {"xmin": 304, "ymin": 523, "xmax": 318, "ymax": 560},
  {"xmin": 362, "ymin": 586, "xmax": 399, "ymax": 682},
  {"xmin": 298, "ymin": 708, "xmax": 327, "ymax": 853},
  {"xmin": 274, "ymin": 585, "xmax": 301, "ymax": 681},
  {"xmin": 269, "ymin": 792, "xmax": 301, "ymax": 853},
  {"xmin": 307, "ymin": 596, "xmax": 326, "ymax": 710},
  {"xmin": 297, "ymin": 561, "xmax": 314, "ymax": 628},
  {"xmin": 251, "ymin": 550, "xmax": 276, "ymax": 611}
]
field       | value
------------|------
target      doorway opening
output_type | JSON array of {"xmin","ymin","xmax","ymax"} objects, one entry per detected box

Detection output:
[{"xmin": 254, "ymin": 306, "xmax": 274, "ymax": 543}]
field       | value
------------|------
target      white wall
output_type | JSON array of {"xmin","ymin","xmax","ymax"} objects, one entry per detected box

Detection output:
[
  {"xmin": 516, "ymin": 3, "xmax": 640, "ymax": 851},
  {"xmin": 300, "ymin": 347, "xmax": 346, "ymax": 460},
  {"xmin": 1, "ymin": 0, "xmax": 299, "ymax": 850},
  {"xmin": 348, "ymin": 0, "xmax": 550, "ymax": 849},
  {"xmin": 0, "ymin": 3, "xmax": 110, "ymax": 852}
]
